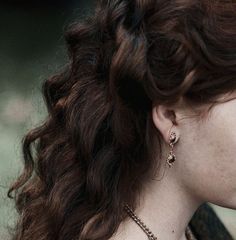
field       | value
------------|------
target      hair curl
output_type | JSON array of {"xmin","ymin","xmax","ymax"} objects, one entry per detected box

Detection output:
[{"xmin": 7, "ymin": 0, "xmax": 236, "ymax": 239}]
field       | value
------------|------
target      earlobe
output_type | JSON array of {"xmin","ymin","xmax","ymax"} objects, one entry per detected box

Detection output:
[{"xmin": 152, "ymin": 105, "xmax": 180, "ymax": 144}]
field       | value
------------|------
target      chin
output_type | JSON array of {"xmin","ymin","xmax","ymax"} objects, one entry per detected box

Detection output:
[{"xmin": 215, "ymin": 194, "xmax": 236, "ymax": 210}]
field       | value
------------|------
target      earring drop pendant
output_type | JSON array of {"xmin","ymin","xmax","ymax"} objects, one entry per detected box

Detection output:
[
  {"xmin": 166, "ymin": 152, "xmax": 176, "ymax": 167},
  {"xmin": 166, "ymin": 132, "xmax": 177, "ymax": 167}
]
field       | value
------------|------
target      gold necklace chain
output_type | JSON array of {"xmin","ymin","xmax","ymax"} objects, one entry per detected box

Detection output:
[{"xmin": 124, "ymin": 203, "xmax": 197, "ymax": 240}]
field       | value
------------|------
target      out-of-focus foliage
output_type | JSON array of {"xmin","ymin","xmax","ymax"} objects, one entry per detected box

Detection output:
[{"xmin": 0, "ymin": 1, "xmax": 94, "ymax": 238}]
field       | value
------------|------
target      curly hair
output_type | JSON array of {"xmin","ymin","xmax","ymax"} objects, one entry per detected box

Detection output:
[{"xmin": 7, "ymin": 0, "xmax": 236, "ymax": 239}]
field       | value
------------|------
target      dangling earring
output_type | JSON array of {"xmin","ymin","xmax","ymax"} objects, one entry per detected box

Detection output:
[{"xmin": 166, "ymin": 131, "xmax": 178, "ymax": 167}]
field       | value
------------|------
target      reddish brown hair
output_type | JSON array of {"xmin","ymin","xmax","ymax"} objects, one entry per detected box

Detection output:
[{"xmin": 7, "ymin": 0, "xmax": 236, "ymax": 239}]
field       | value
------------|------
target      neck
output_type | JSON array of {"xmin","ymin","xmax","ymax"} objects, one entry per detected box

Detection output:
[{"xmin": 118, "ymin": 165, "xmax": 204, "ymax": 240}]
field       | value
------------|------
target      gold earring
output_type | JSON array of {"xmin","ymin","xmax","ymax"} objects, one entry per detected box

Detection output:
[{"xmin": 166, "ymin": 131, "xmax": 178, "ymax": 167}]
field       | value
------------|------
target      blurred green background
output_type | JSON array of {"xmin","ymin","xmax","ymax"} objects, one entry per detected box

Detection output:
[{"xmin": 0, "ymin": 1, "xmax": 235, "ymax": 239}]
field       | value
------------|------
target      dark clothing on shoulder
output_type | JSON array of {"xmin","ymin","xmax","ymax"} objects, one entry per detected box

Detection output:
[{"xmin": 189, "ymin": 203, "xmax": 234, "ymax": 240}]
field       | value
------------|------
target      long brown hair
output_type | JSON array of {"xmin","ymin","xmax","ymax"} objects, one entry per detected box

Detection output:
[{"xmin": 7, "ymin": 0, "xmax": 236, "ymax": 239}]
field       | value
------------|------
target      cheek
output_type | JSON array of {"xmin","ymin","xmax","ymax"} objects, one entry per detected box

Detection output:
[
  {"xmin": 176, "ymin": 113, "xmax": 236, "ymax": 209},
  {"xmin": 207, "ymin": 118, "xmax": 236, "ymax": 207}
]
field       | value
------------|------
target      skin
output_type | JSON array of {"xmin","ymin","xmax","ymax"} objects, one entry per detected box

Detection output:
[{"xmin": 110, "ymin": 92, "xmax": 236, "ymax": 240}]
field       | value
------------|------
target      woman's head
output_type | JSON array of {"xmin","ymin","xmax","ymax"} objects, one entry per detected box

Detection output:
[{"xmin": 7, "ymin": 0, "xmax": 236, "ymax": 239}]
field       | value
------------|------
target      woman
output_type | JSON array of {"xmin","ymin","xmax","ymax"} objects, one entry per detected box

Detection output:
[{"xmin": 7, "ymin": 0, "xmax": 236, "ymax": 239}]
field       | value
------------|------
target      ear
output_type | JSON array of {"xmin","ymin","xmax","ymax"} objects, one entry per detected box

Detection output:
[{"xmin": 152, "ymin": 104, "xmax": 180, "ymax": 144}]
